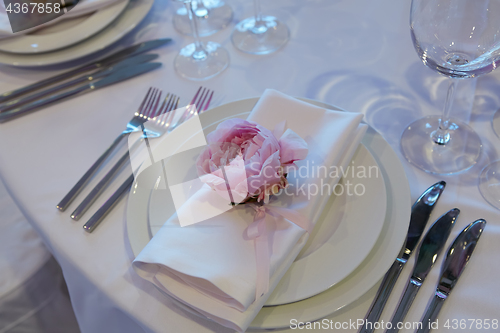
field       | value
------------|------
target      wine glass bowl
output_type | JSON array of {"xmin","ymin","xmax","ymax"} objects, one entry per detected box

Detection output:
[
  {"xmin": 410, "ymin": 0, "xmax": 500, "ymax": 79},
  {"xmin": 402, "ymin": 0, "xmax": 500, "ymax": 174}
]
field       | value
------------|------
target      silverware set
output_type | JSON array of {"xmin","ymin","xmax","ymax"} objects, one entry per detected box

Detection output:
[
  {"xmin": 57, "ymin": 86, "xmax": 214, "ymax": 233},
  {"xmin": 0, "ymin": 39, "xmax": 171, "ymax": 122},
  {"xmin": 359, "ymin": 182, "xmax": 487, "ymax": 333}
]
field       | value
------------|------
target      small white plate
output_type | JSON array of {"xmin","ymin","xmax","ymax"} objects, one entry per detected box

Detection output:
[
  {"xmin": 0, "ymin": 0, "xmax": 129, "ymax": 54},
  {"xmin": 0, "ymin": 0, "xmax": 153, "ymax": 67}
]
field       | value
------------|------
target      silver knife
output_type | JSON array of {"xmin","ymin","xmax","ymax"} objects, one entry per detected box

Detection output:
[
  {"xmin": 358, "ymin": 181, "xmax": 446, "ymax": 333},
  {"xmin": 415, "ymin": 219, "xmax": 486, "ymax": 333},
  {"xmin": 0, "ymin": 62, "xmax": 162, "ymax": 122},
  {"xmin": 0, "ymin": 53, "xmax": 159, "ymax": 112},
  {"xmin": 385, "ymin": 208, "xmax": 459, "ymax": 333},
  {"xmin": 0, "ymin": 39, "xmax": 171, "ymax": 104}
]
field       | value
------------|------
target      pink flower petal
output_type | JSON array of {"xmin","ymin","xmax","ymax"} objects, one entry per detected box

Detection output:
[{"xmin": 279, "ymin": 129, "xmax": 308, "ymax": 164}]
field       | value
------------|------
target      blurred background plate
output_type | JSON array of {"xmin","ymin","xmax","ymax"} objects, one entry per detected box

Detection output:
[
  {"xmin": 0, "ymin": 0, "xmax": 129, "ymax": 54},
  {"xmin": 0, "ymin": 0, "xmax": 153, "ymax": 67}
]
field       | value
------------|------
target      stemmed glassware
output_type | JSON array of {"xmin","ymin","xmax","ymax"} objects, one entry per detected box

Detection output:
[
  {"xmin": 407, "ymin": 0, "xmax": 500, "ymax": 209},
  {"xmin": 174, "ymin": 0, "xmax": 229, "ymax": 80},
  {"xmin": 173, "ymin": 0, "xmax": 233, "ymax": 37},
  {"xmin": 403, "ymin": 0, "xmax": 500, "ymax": 175},
  {"xmin": 480, "ymin": 112, "xmax": 500, "ymax": 210},
  {"xmin": 231, "ymin": 0, "xmax": 289, "ymax": 54}
]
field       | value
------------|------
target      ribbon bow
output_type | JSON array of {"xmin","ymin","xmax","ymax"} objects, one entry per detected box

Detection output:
[{"xmin": 246, "ymin": 204, "xmax": 313, "ymax": 300}]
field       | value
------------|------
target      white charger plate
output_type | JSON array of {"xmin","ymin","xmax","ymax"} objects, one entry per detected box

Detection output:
[
  {"xmin": 146, "ymin": 137, "xmax": 387, "ymax": 306},
  {"xmin": 0, "ymin": 0, "xmax": 153, "ymax": 66},
  {"xmin": 0, "ymin": 0, "xmax": 129, "ymax": 54},
  {"xmin": 126, "ymin": 98, "xmax": 410, "ymax": 328}
]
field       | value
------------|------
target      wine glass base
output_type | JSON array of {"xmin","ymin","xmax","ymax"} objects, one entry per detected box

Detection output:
[
  {"xmin": 493, "ymin": 109, "xmax": 500, "ymax": 139},
  {"xmin": 231, "ymin": 16, "xmax": 289, "ymax": 55},
  {"xmin": 401, "ymin": 116, "xmax": 482, "ymax": 174},
  {"xmin": 479, "ymin": 161, "xmax": 500, "ymax": 210},
  {"xmin": 173, "ymin": 1, "xmax": 233, "ymax": 37},
  {"xmin": 174, "ymin": 42, "xmax": 229, "ymax": 81}
]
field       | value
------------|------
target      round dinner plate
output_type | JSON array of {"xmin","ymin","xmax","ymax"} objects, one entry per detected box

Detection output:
[
  {"xmin": 146, "ymin": 132, "xmax": 387, "ymax": 306},
  {"xmin": 0, "ymin": 0, "xmax": 153, "ymax": 67},
  {"xmin": 128, "ymin": 97, "xmax": 387, "ymax": 305},
  {"xmin": 0, "ymin": 0, "xmax": 129, "ymax": 54},
  {"xmin": 126, "ymin": 97, "xmax": 411, "ymax": 328}
]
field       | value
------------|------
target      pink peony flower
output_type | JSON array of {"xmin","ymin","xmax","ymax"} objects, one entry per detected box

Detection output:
[{"xmin": 196, "ymin": 118, "xmax": 308, "ymax": 204}]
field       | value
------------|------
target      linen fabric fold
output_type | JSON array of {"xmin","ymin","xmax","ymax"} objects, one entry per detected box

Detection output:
[
  {"xmin": 0, "ymin": 0, "xmax": 125, "ymax": 39},
  {"xmin": 133, "ymin": 89, "xmax": 367, "ymax": 332}
]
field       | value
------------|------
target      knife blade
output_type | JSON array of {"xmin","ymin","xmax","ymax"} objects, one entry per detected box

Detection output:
[
  {"xmin": 415, "ymin": 219, "xmax": 486, "ymax": 333},
  {"xmin": 358, "ymin": 181, "xmax": 446, "ymax": 333},
  {"xmin": 0, "ymin": 53, "xmax": 159, "ymax": 113},
  {"xmin": 385, "ymin": 208, "xmax": 459, "ymax": 333},
  {"xmin": 0, "ymin": 39, "xmax": 171, "ymax": 104},
  {"xmin": 0, "ymin": 62, "xmax": 161, "ymax": 122}
]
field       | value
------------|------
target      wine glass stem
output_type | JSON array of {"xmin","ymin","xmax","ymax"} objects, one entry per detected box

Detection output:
[
  {"xmin": 432, "ymin": 78, "xmax": 458, "ymax": 145},
  {"xmin": 252, "ymin": 0, "xmax": 267, "ymax": 33},
  {"xmin": 185, "ymin": 1, "xmax": 207, "ymax": 60},
  {"xmin": 193, "ymin": 0, "xmax": 209, "ymax": 18}
]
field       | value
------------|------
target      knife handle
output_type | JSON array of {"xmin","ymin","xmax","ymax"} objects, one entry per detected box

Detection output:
[
  {"xmin": 386, "ymin": 279, "xmax": 421, "ymax": 333},
  {"xmin": 0, "ymin": 84, "xmax": 89, "ymax": 122},
  {"xmin": 358, "ymin": 258, "xmax": 406, "ymax": 333},
  {"xmin": 0, "ymin": 64, "xmax": 94, "ymax": 104},
  {"xmin": 415, "ymin": 293, "xmax": 446, "ymax": 333}
]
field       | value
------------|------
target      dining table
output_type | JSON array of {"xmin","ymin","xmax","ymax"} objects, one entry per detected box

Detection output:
[{"xmin": 0, "ymin": 0, "xmax": 499, "ymax": 332}]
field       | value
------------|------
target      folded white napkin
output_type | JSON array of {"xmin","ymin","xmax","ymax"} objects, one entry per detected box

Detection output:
[
  {"xmin": 0, "ymin": 0, "xmax": 124, "ymax": 39},
  {"xmin": 133, "ymin": 90, "xmax": 367, "ymax": 332}
]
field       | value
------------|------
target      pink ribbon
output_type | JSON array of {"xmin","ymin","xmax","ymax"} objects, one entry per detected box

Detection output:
[{"xmin": 246, "ymin": 204, "xmax": 313, "ymax": 300}]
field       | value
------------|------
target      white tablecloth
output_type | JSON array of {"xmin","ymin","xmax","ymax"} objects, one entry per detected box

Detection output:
[{"xmin": 0, "ymin": 0, "xmax": 499, "ymax": 332}]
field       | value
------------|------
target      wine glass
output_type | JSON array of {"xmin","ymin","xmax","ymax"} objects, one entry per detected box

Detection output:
[
  {"xmin": 231, "ymin": 0, "xmax": 289, "ymax": 54},
  {"xmin": 173, "ymin": 0, "xmax": 233, "ymax": 37},
  {"xmin": 402, "ymin": 0, "xmax": 500, "ymax": 174},
  {"xmin": 480, "ymin": 110, "xmax": 500, "ymax": 210},
  {"xmin": 174, "ymin": 0, "xmax": 229, "ymax": 80}
]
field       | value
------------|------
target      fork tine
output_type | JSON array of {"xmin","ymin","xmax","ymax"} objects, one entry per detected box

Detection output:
[
  {"xmin": 155, "ymin": 93, "xmax": 170, "ymax": 121},
  {"xmin": 148, "ymin": 90, "xmax": 163, "ymax": 120},
  {"xmin": 189, "ymin": 86, "xmax": 202, "ymax": 106},
  {"xmin": 202, "ymin": 91, "xmax": 213, "ymax": 112},
  {"xmin": 162, "ymin": 95, "xmax": 179, "ymax": 127},
  {"xmin": 164, "ymin": 94, "xmax": 175, "ymax": 113},
  {"xmin": 157, "ymin": 94, "xmax": 175, "ymax": 124},
  {"xmin": 143, "ymin": 88, "xmax": 160, "ymax": 118},
  {"xmin": 140, "ymin": 89, "xmax": 154, "ymax": 118},
  {"xmin": 195, "ymin": 89, "xmax": 209, "ymax": 114},
  {"xmin": 135, "ymin": 87, "xmax": 153, "ymax": 116},
  {"xmin": 173, "ymin": 96, "xmax": 180, "ymax": 112}
]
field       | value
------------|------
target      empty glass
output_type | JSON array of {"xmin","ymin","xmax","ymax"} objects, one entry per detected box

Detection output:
[
  {"xmin": 173, "ymin": 0, "xmax": 233, "ymax": 37},
  {"xmin": 174, "ymin": 0, "xmax": 229, "ymax": 80},
  {"xmin": 402, "ymin": 0, "xmax": 500, "ymax": 175}
]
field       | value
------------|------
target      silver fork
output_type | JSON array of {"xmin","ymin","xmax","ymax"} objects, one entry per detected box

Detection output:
[
  {"xmin": 57, "ymin": 87, "xmax": 163, "ymax": 212},
  {"xmin": 83, "ymin": 87, "xmax": 214, "ymax": 232},
  {"xmin": 71, "ymin": 92, "xmax": 180, "ymax": 220}
]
